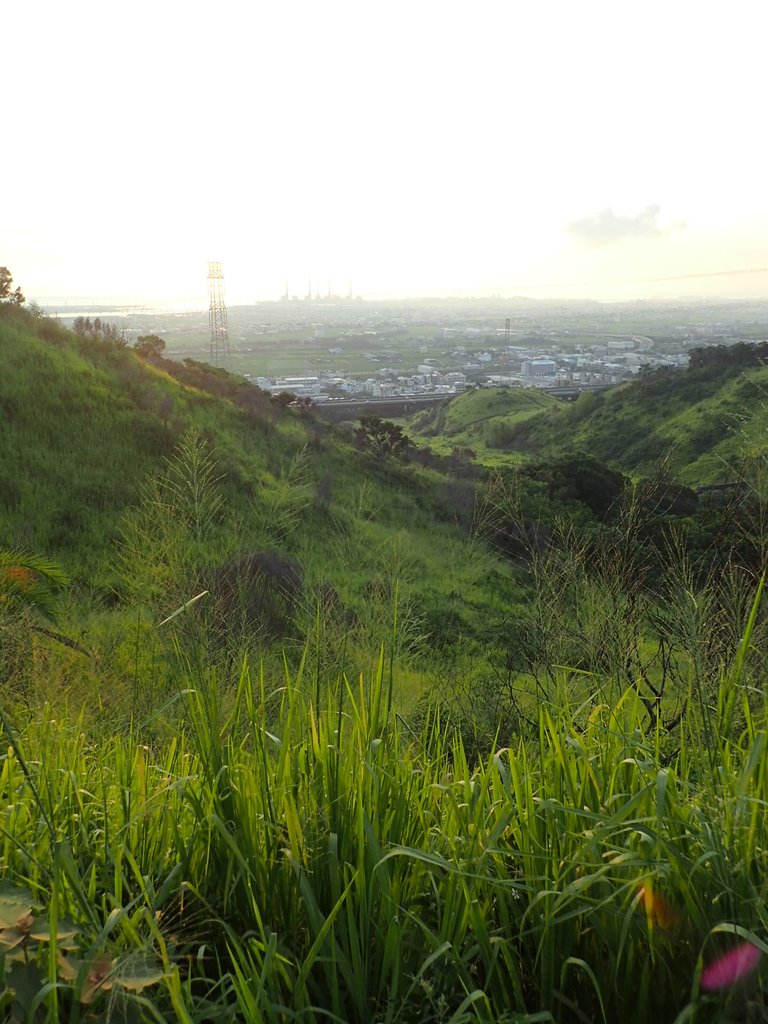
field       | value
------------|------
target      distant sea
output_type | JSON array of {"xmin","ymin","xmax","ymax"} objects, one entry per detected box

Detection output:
[{"xmin": 39, "ymin": 297, "xmax": 206, "ymax": 319}]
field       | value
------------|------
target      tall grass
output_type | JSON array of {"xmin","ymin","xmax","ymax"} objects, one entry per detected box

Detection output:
[{"xmin": 2, "ymin": 593, "xmax": 766, "ymax": 1021}]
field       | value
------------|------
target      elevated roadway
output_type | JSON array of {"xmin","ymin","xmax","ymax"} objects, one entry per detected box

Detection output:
[
  {"xmin": 313, "ymin": 383, "xmax": 617, "ymax": 422},
  {"xmin": 314, "ymin": 394, "xmax": 448, "ymax": 422}
]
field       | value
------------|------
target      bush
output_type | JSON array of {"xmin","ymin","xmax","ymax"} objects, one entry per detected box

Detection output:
[
  {"xmin": 205, "ymin": 549, "xmax": 304, "ymax": 643},
  {"xmin": 525, "ymin": 451, "xmax": 629, "ymax": 520}
]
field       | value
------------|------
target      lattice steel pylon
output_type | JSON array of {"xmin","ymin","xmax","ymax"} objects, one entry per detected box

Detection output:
[{"xmin": 207, "ymin": 261, "xmax": 229, "ymax": 366}]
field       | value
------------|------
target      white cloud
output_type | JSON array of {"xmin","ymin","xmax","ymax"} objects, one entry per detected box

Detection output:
[{"xmin": 566, "ymin": 206, "xmax": 685, "ymax": 247}]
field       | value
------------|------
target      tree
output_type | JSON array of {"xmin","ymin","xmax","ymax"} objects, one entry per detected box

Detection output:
[
  {"xmin": 0, "ymin": 267, "xmax": 24, "ymax": 304},
  {"xmin": 134, "ymin": 334, "xmax": 166, "ymax": 361},
  {"xmin": 355, "ymin": 416, "xmax": 412, "ymax": 459},
  {"xmin": 291, "ymin": 395, "xmax": 315, "ymax": 412},
  {"xmin": 72, "ymin": 316, "xmax": 127, "ymax": 346}
]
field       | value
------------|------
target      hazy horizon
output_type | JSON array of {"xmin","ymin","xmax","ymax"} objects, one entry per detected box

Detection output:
[
  {"xmin": 6, "ymin": 1, "xmax": 767, "ymax": 308},
  {"xmin": 37, "ymin": 269, "xmax": 768, "ymax": 315}
]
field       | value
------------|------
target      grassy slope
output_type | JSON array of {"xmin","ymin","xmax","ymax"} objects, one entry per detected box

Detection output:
[
  {"xmin": 0, "ymin": 316, "xmax": 170, "ymax": 560},
  {"xmin": 408, "ymin": 367, "xmax": 768, "ymax": 483},
  {"xmin": 0, "ymin": 307, "xmax": 516, "ymax": 651},
  {"xmin": 407, "ymin": 386, "xmax": 559, "ymax": 464}
]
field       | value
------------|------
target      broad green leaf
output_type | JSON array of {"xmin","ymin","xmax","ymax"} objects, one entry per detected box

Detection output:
[
  {"xmin": 0, "ymin": 886, "xmax": 33, "ymax": 930},
  {"xmin": 114, "ymin": 965, "xmax": 165, "ymax": 992}
]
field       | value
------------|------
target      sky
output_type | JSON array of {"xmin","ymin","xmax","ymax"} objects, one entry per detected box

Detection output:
[{"xmin": 3, "ymin": 0, "xmax": 767, "ymax": 307}]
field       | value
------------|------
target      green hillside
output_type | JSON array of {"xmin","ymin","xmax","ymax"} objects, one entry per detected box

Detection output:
[
  {"xmin": 409, "ymin": 359, "xmax": 768, "ymax": 484},
  {"xmin": 0, "ymin": 303, "xmax": 518, "ymax": 669},
  {"xmin": 408, "ymin": 385, "xmax": 559, "ymax": 463},
  {"xmin": 508, "ymin": 365, "xmax": 768, "ymax": 484}
]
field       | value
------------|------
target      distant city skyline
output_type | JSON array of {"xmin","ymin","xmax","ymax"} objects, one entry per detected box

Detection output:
[
  {"xmin": 5, "ymin": 1, "xmax": 767, "ymax": 308},
  {"xmin": 35, "ymin": 262, "xmax": 768, "ymax": 314}
]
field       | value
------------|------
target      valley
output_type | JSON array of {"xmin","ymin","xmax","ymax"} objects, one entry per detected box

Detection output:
[{"xmin": 1, "ymin": 295, "xmax": 767, "ymax": 1022}]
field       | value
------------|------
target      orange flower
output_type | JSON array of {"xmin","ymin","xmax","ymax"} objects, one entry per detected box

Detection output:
[
  {"xmin": 2, "ymin": 566, "xmax": 35, "ymax": 590},
  {"xmin": 638, "ymin": 882, "xmax": 679, "ymax": 932}
]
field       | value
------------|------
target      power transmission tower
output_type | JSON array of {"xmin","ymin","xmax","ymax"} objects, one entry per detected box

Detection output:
[{"xmin": 207, "ymin": 261, "xmax": 229, "ymax": 366}]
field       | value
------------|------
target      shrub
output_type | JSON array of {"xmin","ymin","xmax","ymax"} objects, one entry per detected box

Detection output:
[{"xmin": 204, "ymin": 548, "xmax": 304, "ymax": 643}]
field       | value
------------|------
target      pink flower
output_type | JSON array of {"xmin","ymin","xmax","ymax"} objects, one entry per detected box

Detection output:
[{"xmin": 701, "ymin": 942, "xmax": 762, "ymax": 991}]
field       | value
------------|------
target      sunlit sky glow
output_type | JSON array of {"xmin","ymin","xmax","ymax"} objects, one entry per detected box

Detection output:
[{"xmin": 4, "ymin": 0, "xmax": 767, "ymax": 306}]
